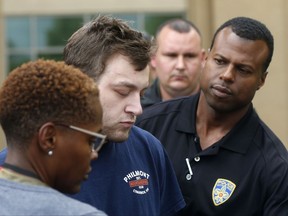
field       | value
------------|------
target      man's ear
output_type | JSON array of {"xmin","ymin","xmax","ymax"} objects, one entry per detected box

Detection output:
[
  {"xmin": 37, "ymin": 122, "xmax": 57, "ymax": 154},
  {"xmin": 200, "ymin": 48, "xmax": 207, "ymax": 62},
  {"xmin": 257, "ymin": 71, "xmax": 268, "ymax": 90},
  {"xmin": 150, "ymin": 55, "xmax": 157, "ymax": 69}
]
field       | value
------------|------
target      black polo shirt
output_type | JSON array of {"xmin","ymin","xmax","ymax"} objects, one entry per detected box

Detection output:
[
  {"xmin": 136, "ymin": 93, "xmax": 288, "ymax": 215},
  {"xmin": 141, "ymin": 78, "xmax": 162, "ymax": 109}
]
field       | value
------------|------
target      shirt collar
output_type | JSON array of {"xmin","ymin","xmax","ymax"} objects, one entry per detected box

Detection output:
[
  {"xmin": 175, "ymin": 93, "xmax": 199, "ymax": 134},
  {"xmin": 175, "ymin": 93, "xmax": 258, "ymax": 154},
  {"xmin": 220, "ymin": 104, "xmax": 259, "ymax": 154}
]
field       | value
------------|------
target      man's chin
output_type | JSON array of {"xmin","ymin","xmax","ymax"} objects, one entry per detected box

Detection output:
[
  {"xmin": 103, "ymin": 128, "xmax": 131, "ymax": 142},
  {"xmin": 107, "ymin": 131, "xmax": 130, "ymax": 142},
  {"xmin": 110, "ymin": 136, "xmax": 129, "ymax": 142}
]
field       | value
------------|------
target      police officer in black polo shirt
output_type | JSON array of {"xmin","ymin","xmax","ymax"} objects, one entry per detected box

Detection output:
[{"xmin": 136, "ymin": 17, "xmax": 288, "ymax": 215}]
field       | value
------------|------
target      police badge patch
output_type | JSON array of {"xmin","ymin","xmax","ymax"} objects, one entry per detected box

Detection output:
[{"xmin": 212, "ymin": 178, "xmax": 236, "ymax": 206}]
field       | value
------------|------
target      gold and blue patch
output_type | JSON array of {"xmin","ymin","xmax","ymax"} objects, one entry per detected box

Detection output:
[{"xmin": 212, "ymin": 178, "xmax": 236, "ymax": 206}]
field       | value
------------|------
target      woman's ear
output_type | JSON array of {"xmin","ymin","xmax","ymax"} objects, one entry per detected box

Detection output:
[{"xmin": 38, "ymin": 122, "xmax": 57, "ymax": 155}]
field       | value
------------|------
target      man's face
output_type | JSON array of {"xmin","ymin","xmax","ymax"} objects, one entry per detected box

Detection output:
[
  {"xmin": 200, "ymin": 27, "xmax": 268, "ymax": 113},
  {"xmin": 151, "ymin": 26, "xmax": 205, "ymax": 99},
  {"xmin": 97, "ymin": 54, "xmax": 149, "ymax": 142}
]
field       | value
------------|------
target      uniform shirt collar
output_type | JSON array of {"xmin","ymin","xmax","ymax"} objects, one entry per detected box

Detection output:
[
  {"xmin": 175, "ymin": 93, "xmax": 258, "ymax": 154},
  {"xmin": 175, "ymin": 93, "xmax": 199, "ymax": 134},
  {"xmin": 219, "ymin": 105, "xmax": 258, "ymax": 154}
]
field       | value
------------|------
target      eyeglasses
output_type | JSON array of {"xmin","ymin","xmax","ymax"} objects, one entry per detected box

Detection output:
[{"xmin": 56, "ymin": 124, "xmax": 107, "ymax": 153}]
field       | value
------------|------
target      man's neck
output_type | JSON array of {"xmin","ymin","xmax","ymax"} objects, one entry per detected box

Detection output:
[
  {"xmin": 160, "ymin": 85, "xmax": 200, "ymax": 101},
  {"xmin": 196, "ymin": 92, "xmax": 250, "ymax": 150}
]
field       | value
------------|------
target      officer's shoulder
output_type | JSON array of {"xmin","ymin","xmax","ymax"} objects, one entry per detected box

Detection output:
[{"xmin": 138, "ymin": 95, "xmax": 193, "ymax": 120}]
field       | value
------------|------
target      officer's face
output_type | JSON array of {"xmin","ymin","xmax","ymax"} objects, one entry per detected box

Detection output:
[{"xmin": 200, "ymin": 27, "xmax": 268, "ymax": 113}]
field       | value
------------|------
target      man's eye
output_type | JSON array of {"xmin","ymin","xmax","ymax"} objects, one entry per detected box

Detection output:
[
  {"xmin": 185, "ymin": 54, "xmax": 197, "ymax": 59},
  {"xmin": 215, "ymin": 58, "xmax": 224, "ymax": 65},
  {"xmin": 237, "ymin": 67, "xmax": 251, "ymax": 75},
  {"xmin": 165, "ymin": 53, "xmax": 177, "ymax": 58},
  {"xmin": 116, "ymin": 90, "xmax": 129, "ymax": 96}
]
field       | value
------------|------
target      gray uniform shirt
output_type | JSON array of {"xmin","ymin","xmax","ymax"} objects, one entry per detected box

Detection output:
[{"xmin": 0, "ymin": 178, "xmax": 107, "ymax": 216}]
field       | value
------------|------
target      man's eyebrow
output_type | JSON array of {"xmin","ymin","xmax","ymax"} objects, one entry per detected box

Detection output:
[
  {"xmin": 215, "ymin": 53, "xmax": 255, "ymax": 70},
  {"xmin": 214, "ymin": 53, "xmax": 226, "ymax": 59},
  {"xmin": 113, "ymin": 79, "xmax": 149, "ymax": 91}
]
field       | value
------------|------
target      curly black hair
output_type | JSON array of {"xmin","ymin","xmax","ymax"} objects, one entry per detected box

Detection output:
[{"xmin": 210, "ymin": 17, "xmax": 274, "ymax": 72}]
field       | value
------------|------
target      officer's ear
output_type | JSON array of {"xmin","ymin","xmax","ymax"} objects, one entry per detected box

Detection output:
[{"xmin": 257, "ymin": 71, "xmax": 268, "ymax": 90}]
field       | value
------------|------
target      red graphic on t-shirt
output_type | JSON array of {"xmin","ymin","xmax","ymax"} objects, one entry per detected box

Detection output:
[{"xmin": 129, "ymin": 178, "xmax": 148, "ymax": 188}]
